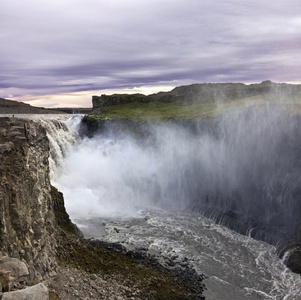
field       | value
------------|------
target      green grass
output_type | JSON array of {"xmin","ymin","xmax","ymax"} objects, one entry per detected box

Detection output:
[
  {"xmin": 90, "ymin": 94, "xmax": 301, "ymax": 122},
  {"xmin": 90, "ymin": 81, "xmax": 301, "ymax": 120},
  {"xmin": 92, "ymin": 96, "xmax": 275, "ymax": 121}
]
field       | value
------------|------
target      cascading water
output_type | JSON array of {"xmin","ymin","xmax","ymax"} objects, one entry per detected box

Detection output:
[
  {"xmin": 37, "ymin": 115, "xmax": 82, "ymax": 180},
  {"xmin": 52, "ymin": 106, "xmax": 301, "ymax": 245},
  {"xmin": 38, "ymin": 107, "xmax": 301, "ymax": 300}
]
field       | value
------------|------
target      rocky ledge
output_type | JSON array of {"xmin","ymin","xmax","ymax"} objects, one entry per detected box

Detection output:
[{"xmin": 0, "ymin": 117, "xmax": 204, "ymax": 299}]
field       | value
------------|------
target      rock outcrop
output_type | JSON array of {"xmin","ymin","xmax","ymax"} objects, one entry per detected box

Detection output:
[
  {"xmin": 0, "ymin": 117, "xmax": 58, "ymax": 282},
  {"xmin": 0, "ymin": 256, "xmax": 29, "ymax": 285},
  {"xmin": 2, "ymin": 283, "xmax": 48, "ymax": 300}
]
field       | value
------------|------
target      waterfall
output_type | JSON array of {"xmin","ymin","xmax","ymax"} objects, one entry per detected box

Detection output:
[
  {"xmin": 18, "ymin": 111, "xmax": 301, "ymax": 299},
  {"xmin": 33, "ymin": 115, "xmax": 82, "ymax": 180},
  {"xmin": 40, "ymin": 107, "xmax": 301, "ymax": 251}
]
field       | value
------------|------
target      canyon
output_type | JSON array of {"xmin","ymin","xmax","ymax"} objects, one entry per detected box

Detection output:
[
  {"xmin": 2, "ymin": 81, "xmax": 301, "ymax": 299},
  {"xmin": 0, "ymin": 115, "xmax": 204, "ymax": 299}
]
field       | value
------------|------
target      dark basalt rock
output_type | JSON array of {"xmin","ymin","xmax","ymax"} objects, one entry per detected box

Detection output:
[{"xmin": 51, "ymin": 186, "xmax": 83, "ymax": 238}]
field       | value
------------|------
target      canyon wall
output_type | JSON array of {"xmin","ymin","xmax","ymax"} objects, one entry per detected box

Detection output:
[
  {"xmin": 0, "ymin": 116, "xmax": 205, "ymax": 299},
  {"xmin": 0, "ymin": 117, "xmax": 78, "ymax": 283}
]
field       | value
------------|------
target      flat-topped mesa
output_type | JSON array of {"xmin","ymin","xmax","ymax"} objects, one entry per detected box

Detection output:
[{"xmin": 92, "ymin": 93, "xmax": 149, "ymax": 109}]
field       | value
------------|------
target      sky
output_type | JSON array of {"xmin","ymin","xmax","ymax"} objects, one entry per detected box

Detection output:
[{"xmin": 1, "ymin": 0, "xmax": 301, "ymax": 108}]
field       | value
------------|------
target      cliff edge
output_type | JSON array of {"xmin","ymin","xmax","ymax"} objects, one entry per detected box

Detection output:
[{"xmin": 0, "ymin": 117, "xmax": 60, "ymax": 282}]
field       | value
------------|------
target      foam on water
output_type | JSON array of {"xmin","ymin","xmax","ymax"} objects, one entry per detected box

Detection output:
[
  {"xmin": 76, "ymin": 209, "xmax": 301, "ymax": 300},
  {"xmin": 51, "ymin": 107, "xmax": 301, "ymax": 249}
]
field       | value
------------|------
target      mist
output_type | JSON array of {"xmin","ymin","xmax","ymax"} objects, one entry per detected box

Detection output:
[{"xmin": 52, "ymin": 105, "xmax": 301, "ymax": 245}]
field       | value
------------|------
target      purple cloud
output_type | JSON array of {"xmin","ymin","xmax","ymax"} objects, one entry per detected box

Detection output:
[{"xmin": 1, "ymin": 0, "xmax": 301, "ymax": 104}]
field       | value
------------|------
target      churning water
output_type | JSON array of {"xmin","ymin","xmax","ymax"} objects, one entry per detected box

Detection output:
[{"xmin": 16, "ymin": 107, "xmax": 301, "ymax": 299}]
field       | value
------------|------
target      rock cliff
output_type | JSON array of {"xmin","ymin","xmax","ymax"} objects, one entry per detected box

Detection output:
[
  {"xmin": 0, "ymin": 117, "xmax": 59, "ymax": 282},
  {"xmin": 0, "ymin": 117, "xmax": 84, "ymax": 282}
]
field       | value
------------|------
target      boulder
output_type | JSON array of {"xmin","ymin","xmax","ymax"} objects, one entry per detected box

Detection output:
[
  {"xmin": 0, "ymin": 257, "xmax": 29, "ymax": 283},
  {"xmin": 2, "ymin": 283, "xmax": 48, "ymax": 300}
]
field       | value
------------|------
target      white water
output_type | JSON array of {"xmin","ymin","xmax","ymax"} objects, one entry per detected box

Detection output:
[
  {"xmin": 9, "ymin": 114, "xmax": 301, "ymax": 300},
  {"xmin": 76, "ymin": 210, "xmax": 301, "ymax": 300}
]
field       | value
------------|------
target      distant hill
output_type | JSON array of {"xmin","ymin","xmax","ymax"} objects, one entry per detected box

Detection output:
[
  {"xmin": 0, "ymin": 98, "xmax": 67, "ymax": 114},
  {"xmin": 90, "ymin": 81, "xmax": 301, "ymax": 121}
]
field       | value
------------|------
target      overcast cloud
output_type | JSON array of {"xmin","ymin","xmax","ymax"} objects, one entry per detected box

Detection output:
[{"xmin": 1, "ymin": 0, "xmax": 301, "ymax": 107}]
